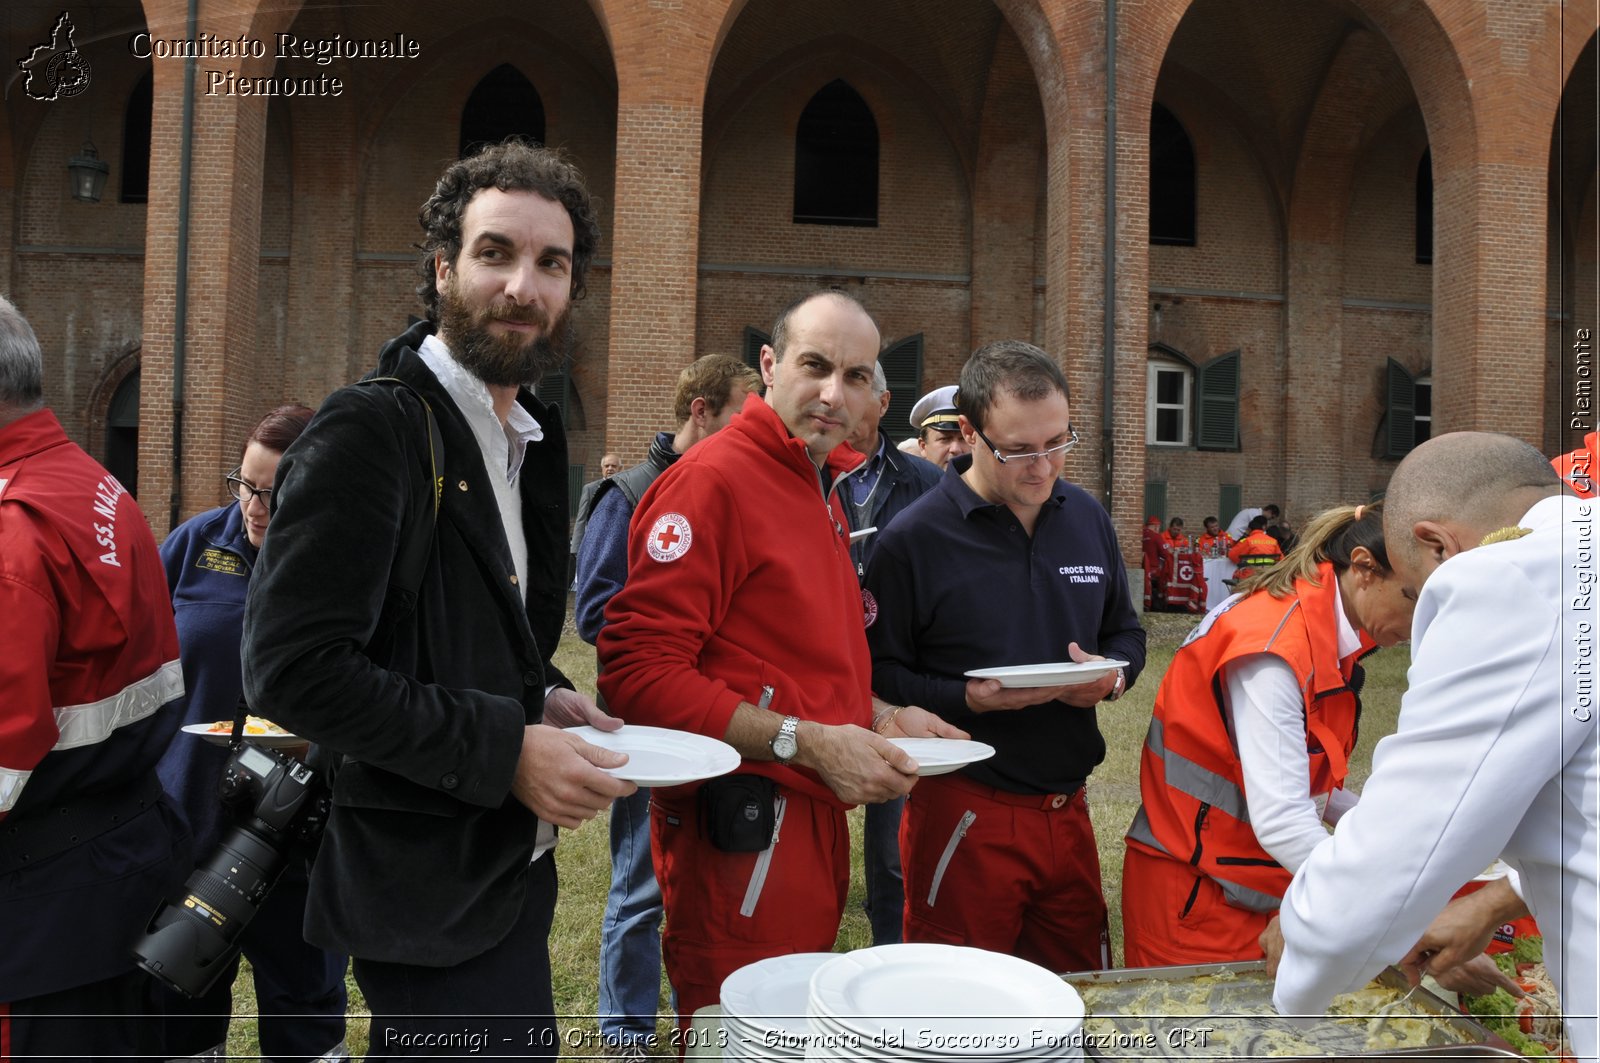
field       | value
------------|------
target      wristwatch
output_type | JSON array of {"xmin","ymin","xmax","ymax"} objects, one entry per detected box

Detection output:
[
  {"xmin": 771, "ymin": 715, "xmax": 800, "ymax": 764},
  {"xmin": 1106, "ymin": 668, "xmax": 1127, "ymax": 702}
]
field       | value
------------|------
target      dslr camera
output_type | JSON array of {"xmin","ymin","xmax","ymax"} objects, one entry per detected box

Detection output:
[{"xmin": 135, "ymin": 739, "xmax": 329, "ymax": 997}]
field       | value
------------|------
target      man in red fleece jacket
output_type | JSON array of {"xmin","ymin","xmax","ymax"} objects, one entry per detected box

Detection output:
[{"xmin": 598, "ymin": 289, "xmax": 963, "ymax": 1025}]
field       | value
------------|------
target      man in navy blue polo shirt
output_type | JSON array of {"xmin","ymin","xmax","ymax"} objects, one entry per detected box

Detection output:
[{"xmin": 863, "ymin": 339, "xmax": 1146, "ymax": 973}]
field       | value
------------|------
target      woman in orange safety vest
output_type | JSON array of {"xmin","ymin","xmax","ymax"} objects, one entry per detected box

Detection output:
[{"xmin": 1121, "ymin": 503, "xmax": 1416, "ymax": 966}]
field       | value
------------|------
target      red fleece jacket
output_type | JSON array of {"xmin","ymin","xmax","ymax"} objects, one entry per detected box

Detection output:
[{"xmin": 597, "ymin": 396, "xmax": 870, "ymax": 806}]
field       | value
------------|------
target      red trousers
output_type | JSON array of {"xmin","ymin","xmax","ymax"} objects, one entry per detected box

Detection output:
[
  {"xmin": 1120, "ymin": 844, "xmax": 1273, "ymax": 967},
  {"xmin": 900, "ymin": 773, "xmax": 1108, "ymax": 975},
  {"xmin": 650, "ymin": 783, "xmax": 849, "ymax": 1028}
]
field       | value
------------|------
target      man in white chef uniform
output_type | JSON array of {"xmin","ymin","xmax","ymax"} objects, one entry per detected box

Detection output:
[{"xmin": 1265, "ymin": 431, "xmax": 1598, "ymax": 1063}]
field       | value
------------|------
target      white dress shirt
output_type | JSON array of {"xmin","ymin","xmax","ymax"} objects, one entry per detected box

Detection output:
[
  {"xmin": 1221, "ymin": 577, "xmax": 1363, "ymax": 873},
  {"xmin": 418, "ymin": 334, "xmax": 557, "ymax": 859},
  {"xmin": 1273, "ymin": 495, "xmax": 1598, "ymax": 1063}
]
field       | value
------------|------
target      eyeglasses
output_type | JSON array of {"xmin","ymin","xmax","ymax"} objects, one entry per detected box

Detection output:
[
  {"xmin": 972, "ymin": 425, "xmax": 1079, "ymax": 465},
  {"xmin": 225, "ymin": 469, "xmax": 273, "ymax": 505}
]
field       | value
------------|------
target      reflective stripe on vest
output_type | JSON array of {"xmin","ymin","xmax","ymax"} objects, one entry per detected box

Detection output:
[
  {"xmin": 1127, "ymin": 804, "xmax": 1283, "ymax": 913},
  {"xmin": 0, "ymin": 766, "xmax": 29, "ymax": 814},
  {"xmin": 52, "ymin": 658, "xmax": 183, "ymax": 750},
  {"xmin": 1145, "ymin": 716, "xmax": 1251, "ymax": 824}
]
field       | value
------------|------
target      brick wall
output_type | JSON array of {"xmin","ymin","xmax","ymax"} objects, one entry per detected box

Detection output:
[{"xmin": 0, "ymin": 0, "xmax": 1591, "ymax": 548}]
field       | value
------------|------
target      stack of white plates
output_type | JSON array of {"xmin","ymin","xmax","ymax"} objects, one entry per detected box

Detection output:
[
  {"xmin": 721, "ymin": 953, "xmax": 836, "ymax": 1062},
  {"xmin": 804, "ymin": 944, "xmax": 1084, "ymax": 1062}
]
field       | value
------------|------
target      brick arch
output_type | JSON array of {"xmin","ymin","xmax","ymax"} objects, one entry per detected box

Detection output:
[
  {"xmin": 703, "ymin": 37, "xmax": 969, "ymax": 188},
  {"xmin": 85, "ymin": 343, "xmax": 142, "ymax": 469},
  {"xmin": 347, "ymin": 17, "xmax": 618, "ymax": 159},
  {"xmin": 1281, "ymin": 27, "xmax": 1416, "ymax": 514}
]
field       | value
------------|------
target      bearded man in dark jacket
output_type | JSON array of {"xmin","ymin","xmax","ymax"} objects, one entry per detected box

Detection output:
[{"xmin": 243, "ymin": 141, "xmax": 634, "ymax": 1061}]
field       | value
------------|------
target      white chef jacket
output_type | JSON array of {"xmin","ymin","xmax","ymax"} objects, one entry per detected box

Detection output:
[{"xmin": 1273, "ymin": 494, "xmax": 1599, "ymax": 1063}]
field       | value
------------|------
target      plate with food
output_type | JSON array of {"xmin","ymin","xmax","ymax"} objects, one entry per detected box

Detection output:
[
  {"xmin": 965, "ymin": 660, "xmax": 1129, "ymax": 688},
  {"xmin": 182, "ymin": 717, "xmax": 302, "ymax": 748}
]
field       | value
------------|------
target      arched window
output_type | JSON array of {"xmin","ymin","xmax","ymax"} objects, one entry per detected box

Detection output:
[
  {"xmin": 793, "ymin": 80, "xmax": 878, "ymax": 227},
  {"xmin": 1150, "ymin": 104, "xmax": 1196, "ymax": 246},
  {"xmin": 105, "ymin": 368, "xmax": 140, "ymax": 494},
  {"xmin": 459, "ymin": 65, "xmax": 545, "ymax": 158},
  {"xmin": 121, "ymin": 70, "xmax": 152, "ymax": 203},
  {"xmin": 1415, "ymin": 149, "xmax": 1433, "ymax": 265}
]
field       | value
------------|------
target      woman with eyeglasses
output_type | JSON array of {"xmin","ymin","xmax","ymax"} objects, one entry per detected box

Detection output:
[
  {"xmin": 153, "ymin": 404, "xmax": 350, "ymax": 1062},
  {"xmin": 1121, "ymin": 503, "xmax": 1417, "ymax": 968}
]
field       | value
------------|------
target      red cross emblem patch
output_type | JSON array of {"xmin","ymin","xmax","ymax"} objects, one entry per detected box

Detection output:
[{"xmin": 646, "ymin": 512, "xmax": 693, "ymax": 562}]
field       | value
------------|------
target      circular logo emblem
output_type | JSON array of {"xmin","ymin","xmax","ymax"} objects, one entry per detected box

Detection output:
[
  {"xmin": 862, "ymin": 588, "xmax": 879, "ymax": 628},
  {"xmin": 1176, "ymin": 561, "xmax": 1194, "ymax": 582},
  {"xmin": 48, "ymin": 51, "xmax": 92, "ymax": 99},
  {"xmin": 646, "ymin": 512, "xmax": 693, "ymax": 562}
]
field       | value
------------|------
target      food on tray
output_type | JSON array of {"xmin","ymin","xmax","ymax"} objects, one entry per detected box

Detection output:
[
  {"xmin": 1463, "ymin": 937, "xmax": 1571, "ymax": 1058},
  {"xmin": 1073, "ymin": 968, "xmax": 1478, "ymax": 1058},
  {"xmin": 204, "ymin": 716, "xmax": 291, "ymax": 736}
]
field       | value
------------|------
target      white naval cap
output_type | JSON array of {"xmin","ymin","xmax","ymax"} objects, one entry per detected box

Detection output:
[{"xmin": 909, "ymin": 385, "xmax": 961, "ymax": 433}]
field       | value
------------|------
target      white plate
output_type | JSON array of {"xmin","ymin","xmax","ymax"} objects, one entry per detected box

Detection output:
[
  {"xmin": 886, "ymin": 738, "xmax": 995, "ymax": 777},
  {"xmin": 963, "ymin": 660, "xmax": 1129, "ymax": 689},
  {"xmin": 722, "ymin": 952, "xmax": 833, "ymax": 1037},
  {"xmin": 182, "ymin": 721, "xmax": 303, "ymax": 748},
  {"xmin": 566, "ymin": 724, "xmax": 740, "ymax": 788},
  {"xmin": 808, "ymin": 944, "xmax": 1084, "ymax": 1053}
]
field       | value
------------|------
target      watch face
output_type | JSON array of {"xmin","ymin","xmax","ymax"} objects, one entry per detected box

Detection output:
[{"xmin": 773, "ymin": 719, "xmax": 798, "ymax": 761}]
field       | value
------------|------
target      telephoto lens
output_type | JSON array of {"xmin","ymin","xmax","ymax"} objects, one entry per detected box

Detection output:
[{"xmin": 134, "ymin": 742, "xmax": 328, "ymax": 997}]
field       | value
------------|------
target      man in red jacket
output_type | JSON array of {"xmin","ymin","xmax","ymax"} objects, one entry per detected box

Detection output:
[
  {"xmin": 598, "ymin": 290, "xmax": 963, "ymax": 1026},
  {"xmin": 0, "ymin": 294, "xmax": 191, "ymax": 1060}
]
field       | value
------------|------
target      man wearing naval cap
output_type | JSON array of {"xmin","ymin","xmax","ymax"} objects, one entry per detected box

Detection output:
[{"xmin": 909, "ymin": 385, "xmax": 970, "ymax": 470}]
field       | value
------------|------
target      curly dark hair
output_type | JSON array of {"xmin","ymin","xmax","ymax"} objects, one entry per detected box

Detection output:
[{"xmin": 415, "ymin": 139, "xmax": 602, "ymax": 321}]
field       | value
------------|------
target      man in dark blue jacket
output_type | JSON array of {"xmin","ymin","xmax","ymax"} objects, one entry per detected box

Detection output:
[
  {"xmin": 243, "ymin": 141, "xmax": 634, "ymax": 1061},
  {"xmin": 864, "ymin": 340, "xmax": 1146, "ymax": 972},
  {"xmin": 841, "ymin": 360, "xmax": 942, "ymax": 945}
]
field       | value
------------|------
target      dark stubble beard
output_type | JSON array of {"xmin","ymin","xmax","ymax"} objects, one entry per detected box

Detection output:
[{"xmin": 437, "ymin": 279, "xmax": 574, "ymax": 389}]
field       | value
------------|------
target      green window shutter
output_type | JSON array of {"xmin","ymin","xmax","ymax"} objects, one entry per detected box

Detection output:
[
  {"xmin": 1196, "ymin": 349, "xmax": 1240, "ymax": 451},
  {"xmin": 1144, "ymin": 481, "xmax": 1168, "ymax": 525},
  {"xmin": 1385, "ymin": 358, "xmax": 1416, "ymax": 458},
  {"xmin": 567, "ymin": 463, "xmax": 586, "ymax": 518},
  {"xmin": 1219, "ymin": 483, "xmax": 1242, "ymax": 527},
  {"xmin": 880, "ymin": 334, "xmax": 924, "ymax": 443},
  {"xmin": 743, "ymin": 327, "xmax": 770, "ymax": 372},
  {"xmin": 537, "ymin": 360, "xmax": 571, "ymax": 419}
]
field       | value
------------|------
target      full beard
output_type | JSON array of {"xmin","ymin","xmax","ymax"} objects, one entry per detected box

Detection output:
[{"xmin": 438, "ymin": 286, "xmax": 574, "ymax": 389}]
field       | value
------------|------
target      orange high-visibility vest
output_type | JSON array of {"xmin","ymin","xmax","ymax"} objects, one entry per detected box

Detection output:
[
  {"xmin": 1227, "ymin": 530, "xmax": 1283, "ymax": 579},
  {"xmin": 1126, "ymin": 563, "xmax": 1368, "ymax": 913}
]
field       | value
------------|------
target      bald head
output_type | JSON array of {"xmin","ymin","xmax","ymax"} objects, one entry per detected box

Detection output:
[{"xmin": 1383, "ymin": 432, "xmax": 1563, "ymax": 590}]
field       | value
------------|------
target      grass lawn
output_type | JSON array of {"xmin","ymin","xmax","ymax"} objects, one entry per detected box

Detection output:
[{"xmin": 219, "ymin": 607, "xmax": 1411, "ymax": 1060}]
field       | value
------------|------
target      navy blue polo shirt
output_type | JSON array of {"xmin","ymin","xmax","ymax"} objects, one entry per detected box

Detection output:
[{"xmin": 863, "ymin": 457, "xmax": 1147, "ymax": 793}]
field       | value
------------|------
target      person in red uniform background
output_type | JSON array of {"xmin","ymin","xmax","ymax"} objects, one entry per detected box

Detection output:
[
  {"xmin": 1196, "ymin": 515, "xmax": 1234, "ymax": 557},
  {"xmin": 0, "ymin": 293, "xmax": 192, "ymax": 1060}
]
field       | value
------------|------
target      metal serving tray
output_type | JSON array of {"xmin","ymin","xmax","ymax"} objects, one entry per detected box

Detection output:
[{"xmin": 1059, "ymin": 961, "xmax": 1519, "ymax": 1061}]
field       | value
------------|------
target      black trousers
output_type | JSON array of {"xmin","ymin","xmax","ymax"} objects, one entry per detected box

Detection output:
[
  {"xmin": 354, "ymin": 855, "xmax": 558, "ymax": 1061},
  {"xmin": 2, "ymin": 968, "xmax": 163, "ymax": 1063}
]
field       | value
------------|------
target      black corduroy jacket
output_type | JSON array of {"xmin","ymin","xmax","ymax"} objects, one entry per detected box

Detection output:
[{"xmin": 243, "ymin": 319, "xmax": 572, "ymax": 965}]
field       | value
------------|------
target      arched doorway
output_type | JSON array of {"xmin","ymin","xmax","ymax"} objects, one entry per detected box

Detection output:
[{"xmin": 105, "ymin": 368, "xmax": 139, "ymax": 494}]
